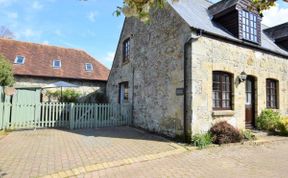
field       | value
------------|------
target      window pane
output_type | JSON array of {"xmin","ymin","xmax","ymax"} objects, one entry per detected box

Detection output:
[
  {"xmin": 123, "ymin": 39, "xmax": 130, "ymax": 63},
  {"xmin": 213, "ymin": 72, "xmax": 232, "ymax": 110},
  {"xmin": 242, "ymin": 11, "xmax": 258, "ymax": 42},
  {"xmin": 266, "ymin": 79, "xmax": 278, "ymax": 108}
]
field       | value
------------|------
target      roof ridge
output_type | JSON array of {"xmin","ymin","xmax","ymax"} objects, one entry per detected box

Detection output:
[{"xmin": 0, "ymin": 37, "xmax": 86, "ymax": 53}]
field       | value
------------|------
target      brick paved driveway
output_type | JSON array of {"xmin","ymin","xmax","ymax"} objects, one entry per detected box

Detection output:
[
  {"xmin": 0, "ymin": 127, "xmax": 178, "ymax": 178},
  {"xmin": 85, "ymin": 139, "xmax": 288, "ymax": 178}
]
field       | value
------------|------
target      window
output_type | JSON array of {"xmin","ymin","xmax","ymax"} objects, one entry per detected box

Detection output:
[
  {"xmin": 123, "ymin": 38, "xmax": 130, "ymax": 63},
  {"xmin": 119, "ymin": 82, "xmax": 129, "ymax": 104},
  {"xmin": 213, "ymin": 72, "xmax": 233, "ymax": 110},
  {"xmin": 85, "ymin": 63, "xmax": 93, "ymax": 71},
  {"xmin": 53, "ymin": 60, "xmax": 61, "ymax": 69},
  {"xmin": 14, "ymin": 56, "xmax": 25, "ymax": 64},
  {"xmin": 241, "ymin": 10, "xmax": 258, "ymax": 43},
  {"xmin": 266, "ymin": 79, "xmax": 278, "ymax": 109}
]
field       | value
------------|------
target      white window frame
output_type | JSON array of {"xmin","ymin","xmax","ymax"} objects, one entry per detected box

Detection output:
[
  {"xmin": 14, "ymin": 55, "xmax": 25, "ymax": 64},
  {"xmin": 53, "ymin": 59, "xmax": 61, "ymax": 69},
  {"xmin": 241, "ymin": 10, "xmax": 258, "ymax": 43},
  {"xmin": 85, "ymin": 63, "xmax": 93, "ymax": 71}
]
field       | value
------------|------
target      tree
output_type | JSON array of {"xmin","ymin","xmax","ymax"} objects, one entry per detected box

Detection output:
[
  {"xmin": 114, "ymin": 0, "xmax": 287, "ymax": 22},
  {"xmin": 0, "ymin": 26, "xmax": 15, "ymax": 39},
  {"xmin": 0, "ymin": 54, "xmax": 15, "ymax": 86}
]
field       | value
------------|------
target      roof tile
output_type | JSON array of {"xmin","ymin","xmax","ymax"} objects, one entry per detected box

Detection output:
[{"xmin": 0, "ymin": 38, "xmax": 109, "ymax": 81}]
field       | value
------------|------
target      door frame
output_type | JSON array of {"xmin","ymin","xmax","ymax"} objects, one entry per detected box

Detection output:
[{"xmin": 245, "ymin": 76, "xmax": 257, "ymax": 128}]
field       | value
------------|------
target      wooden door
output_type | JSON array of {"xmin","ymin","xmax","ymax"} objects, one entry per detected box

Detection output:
[{"xmin": 245, "ymin": 77, "xmax": 255, "ymax": 129}]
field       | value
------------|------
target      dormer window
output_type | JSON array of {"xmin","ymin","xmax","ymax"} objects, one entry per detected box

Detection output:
[
  {"xmin": 14, "ymin": 55, "xmax": 25, "ymax": 64},
  {"xmin": 208, "ymin": 0, "xmax": 261, "ymax": 44},
  {"xmin": 85, "ymin": 63, "xmax": 93, "ymax": 71},
  {"xmin": 53, "ymin": 59, "xmax": 61, "ymax": 69},
  {"xmin": 241, "ymin": 10, "xmax": 258, "ymax": 43}
]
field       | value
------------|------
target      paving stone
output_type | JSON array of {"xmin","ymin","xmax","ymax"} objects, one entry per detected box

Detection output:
[
  {"xmin": 0, "ymin": 127, "xmax": 175, "ymax": 177},
  {"xmin": 84, "ymin": 139, "xmax": 288, "ymax": 178}
]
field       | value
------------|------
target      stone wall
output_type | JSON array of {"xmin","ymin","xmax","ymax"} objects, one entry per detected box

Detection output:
[
  {"xmin": 191, "ymin": 35, "xmax": 288, "ymax": 134},
  {"xmin": 107, "ymin": 5, "xmax": 191, "ymax": 137},
  {"xmin": 14, "ymin": 76, "xmax": 106, "ymax": 102}
]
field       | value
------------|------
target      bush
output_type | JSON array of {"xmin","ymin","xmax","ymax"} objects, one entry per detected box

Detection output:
[
  {"xmin": 209, "ymin": 121, "xmax": 243, "ymax": 145},
  {"xmin": 47, "ymin": 89, "xmax": 81, "ymax": 103},
  {"xmin": 276, "ymin": 117, "xmax": 288, "ymax": 136},
  {"xmin": 241, "ymin": 130, "xmax": 256, "ymax": 141},
  {"xmin": 0, "ymin": 54, "xmax": 15, "ymax": 86},
  {"xmin": 78, "ymin": 91, "xmax": 108, "ymax": 103},
  {"xmin": 192, "ymin": 132, "xmax": 212, "ymax": 149},
  {"xmin": 256, "ymin": 109, "xmax": 280, "ymax": 132}
]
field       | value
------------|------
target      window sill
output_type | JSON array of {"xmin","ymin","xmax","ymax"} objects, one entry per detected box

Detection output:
[{"xmin": 212, "ymin": 110, "xmax": 235, "ymax": 117}]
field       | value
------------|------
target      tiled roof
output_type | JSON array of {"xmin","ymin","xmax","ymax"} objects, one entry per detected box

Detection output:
[
  {"xmin": 168, "ymin": 0, "xmax": 288, "ymax": 57},
  {"xmin": 0, "ymin": 38, "xmax": 109, "ymax": 81}
]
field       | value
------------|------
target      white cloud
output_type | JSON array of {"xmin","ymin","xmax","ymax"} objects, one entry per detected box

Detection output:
[
  {"xmin": 104, "ymin": 52, "xmax": 115, "ymax": 62},
  {"xmin": 32, "ymin": 1, "xmax": 43, "ymax": 10},
  {"xmin": 0, "ymin": 0, "xmax": 16, "ymax": 7},
  {"xmin": 42, "ymin": 41, "xmax": 49, "ymax": 45},
  {"xmin": 87, "ymin": 11, "xmax": 97, "ymax": 22},
  {"xmin": 53, "ymin": 29, "xmax": 63, "ymax": 36},
  {"xmin": 262, "ymin": 3, "xmax": 288, "ymax": 27},
  {"xmin": 6, "ymin": 11, "xmax": 18, "ymax": 19},
  {"xmin": 20, "ymin": 28, "xmax": 42, "ymax": 38}
]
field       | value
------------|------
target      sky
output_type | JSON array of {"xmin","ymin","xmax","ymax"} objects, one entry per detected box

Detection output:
[{"xmin": 0, "ymin": 0, "xmax": 287, "ymax": 69}]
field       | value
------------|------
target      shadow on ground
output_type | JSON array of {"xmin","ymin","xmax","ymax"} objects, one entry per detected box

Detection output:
[{"xmin": 56, "ymin": 126, "xmax": 170, "ymax": 143}]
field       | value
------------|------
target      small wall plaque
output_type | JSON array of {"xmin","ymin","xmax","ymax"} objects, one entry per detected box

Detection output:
[{"xmin": 176, "ymin": 88, "xmax": 184, "ymax": 96}]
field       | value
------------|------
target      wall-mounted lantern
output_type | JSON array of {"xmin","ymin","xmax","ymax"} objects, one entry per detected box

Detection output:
[{"xmin": 239, "ymin": 71, "xmax": 247, "ymax": 83}]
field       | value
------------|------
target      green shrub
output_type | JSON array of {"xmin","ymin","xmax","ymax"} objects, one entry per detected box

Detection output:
[
  {"xmin": 209, "ymin": 121, "xmax": 243, "ymax": 145},
  {"xmin": 93, "ymin": 92, "xmax": 108, "ymax": 103},
  {"xmin": 192, "ymin": 132, "xmax": 212, "ymax": 149},
  {"xmin": 276, "ymin": 117, "xmax": 288, "ymax": 136},
  {"xmin": 241, "ymin": 130, "xmax": 256, "ymax": 141},
  {"xmin": 256, "ymin": 109, "xmax": 280, "ymax": 132},
  {"xmin": 47, "ymin": 89, "xmax": 81, "ymax": 103},
  {"xmin": 0, "ymin": 54, "xmax": 15, "ymax": 86}
]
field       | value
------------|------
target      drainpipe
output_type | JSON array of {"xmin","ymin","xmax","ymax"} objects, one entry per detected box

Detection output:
[
  {"xmin": 132, "ymin": 66, "xmax": 135, "ymax": 125},
  {"xmin": 183, "ymin": 30, "xmax": 202, "ymax": 142}
]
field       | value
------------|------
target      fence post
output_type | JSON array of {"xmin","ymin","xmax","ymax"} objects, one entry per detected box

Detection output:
[
  {"xmin": 2, "ymin": 102, "xmax": 10, "ymax": 130},
  {"xmin": 69, "ymin": 103, "xmax": 75, "ymax": 130},
  {"xmin": 94, "ymin": 104, "xmax": 98, "ymax": 128},
  {"xmin": 34, "ymin": 103, "xmax": 41, "ymax": 129},
  {"xmin": 0, "ymin": 102, "xmax": 3, "ymax": 130},
  {"xmin": 129, "ymin": 104, "xmax": 133, "ymax": 126}
]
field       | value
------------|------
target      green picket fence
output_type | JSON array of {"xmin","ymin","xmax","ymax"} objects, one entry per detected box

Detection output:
[{"xmin": 0, "ymin": 103, "xmax": 132, "ymax": 130}]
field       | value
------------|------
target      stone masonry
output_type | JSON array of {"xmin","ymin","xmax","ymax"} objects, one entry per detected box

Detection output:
[
  {"xmin": 107, "ymin": 4, "xmax": 288, "ymax": 138},
  {"xmin": 15, "ymin": 76, "xmax": 106, "ymax": 102},
  {"xmin": 107, "ymin": 5, "xmax": 191, "ymax": 137},
  {"xmin": 191, "ymin": 36, "xmax": 288, "ymax": 134}
]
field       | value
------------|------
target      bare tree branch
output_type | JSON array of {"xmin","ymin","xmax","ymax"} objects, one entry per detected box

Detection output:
[{"xmin": 0, "ymin": 26, "xmax": 15, "ymax": 39}]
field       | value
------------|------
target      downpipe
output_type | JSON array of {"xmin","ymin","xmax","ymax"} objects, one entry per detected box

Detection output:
[{"xmin": 183, "ymin": 30, "xmax": 202, "ymax": 142}]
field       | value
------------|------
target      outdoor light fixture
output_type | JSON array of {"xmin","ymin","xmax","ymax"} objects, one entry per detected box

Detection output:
[{"xmin": 239, "ymin": 71, "xmax": 247, "ymax": 82}]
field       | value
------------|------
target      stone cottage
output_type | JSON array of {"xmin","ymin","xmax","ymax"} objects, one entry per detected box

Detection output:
[
  {"xmin": 0, "ymin": 38, "xmax": 109, "ymax": 101},
  {"xmin": 107, "ymin": 0, "xmax": 288, "ymax": 139}
]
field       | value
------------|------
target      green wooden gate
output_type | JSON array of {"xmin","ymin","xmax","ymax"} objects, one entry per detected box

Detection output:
[
  {"xmin": 0, "ymin": 87, "xmax": 4, "ymax": 129},
  {"xmin": 1, "ymin": 86, "xmax": 133, "ymax": 130},
  {"xmin": 9, "ymin": 88, "xmax": 41, "ymax": 129}
]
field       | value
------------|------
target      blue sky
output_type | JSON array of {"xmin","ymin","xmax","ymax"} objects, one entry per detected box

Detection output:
[{"xmin": 0, "ymin": 0, "xmax": 287, "ymax": 69}]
